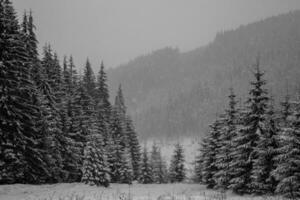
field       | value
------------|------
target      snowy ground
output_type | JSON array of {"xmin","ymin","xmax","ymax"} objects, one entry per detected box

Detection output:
[{"xmin": 0, "ymin": 183, "xmax": 283, "ymax": 200}]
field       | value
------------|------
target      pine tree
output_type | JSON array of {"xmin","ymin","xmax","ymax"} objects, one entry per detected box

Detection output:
[
  {"xmin": 201, "ymin": 118, "xmax": 223, "ymax": 188},
  {"xmin": 150, "ymin": 143, "xmax": 168, "ymax": 183},
  {"xmin": 229, "ymin": 59, "xmax": 269, "ymax": 194},
  {"xmin": 125, "ymin": 116, "xmax": 141, "ymax": 180},
  {"xmin": 109, "ymin": 107, "xmax": 133, "ymax": 183},
  {"xmin": 27, "ymin": 10, "xmax": 41, "ymax": 85},
  {"xmin": 115, "ymin": 84, "xmax": 126, "ymax": 118},
  {"xmin": 95, "ymin": 62, "xmax": 111, "ymax": 147},
  {"xmin": 82, "ymin": 134, "xmax": 110, "ymax": 187},
  {"xmin": 273, "ymin": 98, "xmax": 300, "ymax": 198},
  {"xmin": 37, "ymin": 79, "xmax": 65, "ymax": 183},
  {"xmin": 0, "ymin": 0, "xmax": 49, "ymax": 183},
  {"xmin": 150, "ymin": 143, "xmax": 161, "ymax": 183},
  {"xmin": 83, "ymin": 58, "xmax": 96, "ymax": 97},
  {"xmin": 67, "ymin": 84, "xmax": 95, "ymax": 181},
  {"xmin": 214, "ymin": 88, "xmax": 238, "ymax": 190},
  {"xmin": 169, "ymin": 143, "xmax": 186, "ymax": 183},
  {"xmin": 95, "ymin": 61, "xmax": 111, "ymax": 122},
  {"xmin": 139, "ymin": 147, "xmax": 153, "ymax": 184},
  {"xmin": 251, "ymin": 97, "xmax": 279, "ymax": 194}
]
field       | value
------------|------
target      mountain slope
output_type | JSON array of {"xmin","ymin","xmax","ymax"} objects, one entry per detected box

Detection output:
[{"xmin": 107, "ymin": 10, "xmax": 300, "ymax": 140}]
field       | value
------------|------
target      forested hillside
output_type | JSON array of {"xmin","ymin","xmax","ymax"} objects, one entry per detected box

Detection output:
[{"xmin": 108, "ymin": 10, "xmax": 300, "ymax": 140}]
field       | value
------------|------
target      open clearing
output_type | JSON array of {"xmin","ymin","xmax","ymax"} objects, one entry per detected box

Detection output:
[{"xmin": 0, "ymin": 183, "xmax": 282, "ymax": 200}]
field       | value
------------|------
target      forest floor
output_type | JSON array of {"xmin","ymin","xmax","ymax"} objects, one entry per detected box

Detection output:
[{"xmin": 0, "ymin": 183, "xmax": 284, "ymax": 200}]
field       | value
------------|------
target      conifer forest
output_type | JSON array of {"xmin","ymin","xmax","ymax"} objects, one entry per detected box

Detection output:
[{"xmin": 1, "ymin": 0, "xmax": 300, "ymax": 200}]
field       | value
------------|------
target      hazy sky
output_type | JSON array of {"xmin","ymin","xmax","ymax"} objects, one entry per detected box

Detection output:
[{"xmin": 12, "ymin": 0, "xmax": 300, "ymax": 70}]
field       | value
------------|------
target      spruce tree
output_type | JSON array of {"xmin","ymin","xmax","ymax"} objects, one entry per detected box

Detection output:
[
  {"xmin": 83, "ymin": 58, "xmax": 96, "ymax": 97},
  {"xmin": 82, "ymin": 134, "xmax": 110, "ymax": 187},
  {"xmin": 273, "ymin": 98, "xmax": 300, "ymax": 198},
  {"xmin": 139, "ymin": 147, "xmax": 153, "ymax": 184},
  {"xmin": 95, "ymin": 61, "xmax": 111, "ymax": 122},
  {"xmin": 125, "ymin": 116, "xmax": 141, "ymax": 180},
  {"xmin": 214, "ymin": 88, "xmax": 238, "ymax": 190},
  {"xmin": 251, "ymin": 97, "xmax": 279, "ymax": 194},
  {"xmin": 109, "ymin": 107, "xmax": 133, "ymax": 183},
  {"xmin": 150, "ymin": 143, "xmax": 161, "ymax": 183},
  {"xmin": 68, "ymin": 84, "xmax": 95, "ymax": 181},
  {"xmin": 27, "ymin": 10, "xmax": 41, "ymax": 85},
  {"xmin": 169, "ymin": 143, "xmax": 186, "ymax": 183},
  {"xmin": 229, "ymin": 59, "xmax": 269, "ymax": 194},
  {"xmin": 95, "ymin": 62, "xmax": 111, "ymax": 146},
  {"xmin": 115, "ymin": 84, "xmax": 126, "ymax": 119},
  {"xmin": 0, "ymin": 0, "xmax": 49, "ymax": 183},
  {"xmin": 200, "ymin": 119, "xmax": 223, "ymax": 188},
  {"xmin": 150, "ymin": 143, "xmax": 168, "ymax": 183}
]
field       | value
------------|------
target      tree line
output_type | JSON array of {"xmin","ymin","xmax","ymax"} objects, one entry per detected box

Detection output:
[
  {"xmin": 194, "ymin": 58, "xmax": 300, "ymax": 199},
  {"xmin": 0, "ymin": 0, "xmax": 188, "ymax": 187}
]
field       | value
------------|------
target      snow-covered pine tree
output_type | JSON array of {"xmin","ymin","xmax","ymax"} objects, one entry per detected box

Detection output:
[
  {"xmin": 139, "ymin": 147, "xmax": 153, "ymax": 184},
  {"xmin": 68, "ymin": 55, "xmax": 78, "ymax": 95},
  {"xmin": 114, "ymin": 84, "xmax": 126, "ymax": 120},
  {"xmin": 150, "ymin": 143, "xmax": 161, "ymax": 183},
  {"xmin": 273, "ymin": 96, "xmax": 300, "ymax": 199},
  {"xmin": 125, "ymin": 116, "xmax": 141, "ymax": 180},
  {"xmin": 83, "ymin": 58, "xmax": 96, "ymax": 98},
  {"xmin": 169, "ymin": 143, "xmax": 186, "ymax": 183},
  {"xmin": 150, "ymin": 143, "xmax": 168, "ymax": 183},
  {"xmin": 38, "ymin": 43, "xmax": 68, "ymax": 182},
  {"xmin": 229, "ymin": 58, "xmax": 269, "ymax": 194},
  {"xmin": 251, "ymin": 97, "xmax": 279, "ymax": 194},
  {"xmin": 201, "ymin": 118, "xmax": 223, "ymax": 188},
  {"xmin": 214, "ymin": 88, "xmax": 238, "ymax": 190},
  {"xmin": 21, "ymin": 10, "xmax": 42, "ymax": 86},
  {"xmin": 82, "ymin": 133, "xmax": 110, "ymax": 187},
  {"xmin": 109, "ymin": 107, "xmax": 133, "ymax": 183},
  {"xmin": 0, "ymin": 0, "xmax": 49, "ymax": 183},
  {"xmin": 119, "ymin": 147, "xmax": 134, "ymax": 184},
  {"xmin": 95, "ymin": 62, "xmax": 111, "ymax": 147},
  {"xmin": 280, "ymin": 93, "xmax": 292, "ymax": 127},
  {"xmin": 37, "ymin": 79, "xmax": 65, "ymax": 183},
  {"xmin": 95, "ymin": 61, "xmax": 111, "ymax": 121},
  {"xmin": 41, "ymin": 44, "xmax": 61, "ymax": 92},
  {"xmin": 69, "ymin": 84, "xmax": 96, "ymax": 181}
]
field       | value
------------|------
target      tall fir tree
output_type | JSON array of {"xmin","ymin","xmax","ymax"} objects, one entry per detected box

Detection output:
[
  {"xmin": 214, "ymin": 88, "xmax": 238, "ymax": 190},
  {"xmin": 109, "ymin": 107, "xmax": 133, "ymax": 183},
  {"xmin": 83, "ymin": 58, "xmax": 96, "ymax": 97},
  {"xmin": 150, "ymin": 143, "xmax": 168, "ymax": 183},
  {"xmin": 95, "ymin": 62, "xmax": 111, "ymax": 146},
  {"xmin": 273, "ymin": 97, "xmax": 300, "ymax": 198},
  {"xmin": 67, "ymin": 84, "xmax": 96, "ymax": 181},
  {"xmin": 114, "ymin": 84, "xmax": 126, "ymax": 120},
  {"xmin": 200, "ymin": 118, "xmax": 223, "ymax": 188},
  {"xmin": 169, "ymin": 143, "xmax": 186, "ymax": 183},
  {"xmin": 139, "ymin": 147, "xmax": 153, "ymax": 184},
  {"xmin": 82, "ymin": 133, "xmax": 110, "ymax": 187},
  {"xmin": 150, "ymin": 143, "xmax": 161, "ymax": 183},
  {"xmin": 95, "ymin": 61, "xmax": 111, "ymax": 121},
  {"xmin": 229, "ymin": 59, "xmax": 269, "ymax": 194},
  {"xmin": 0, "ymin": 0, "xmax": 49, "ymax": 183},
  {"xmin": 125, "ymin": 116, "xmax": 141, "ymax": 181},
  {"xmin": 251, "ymin": 97, "xmax": 279, "ymax": 194}
]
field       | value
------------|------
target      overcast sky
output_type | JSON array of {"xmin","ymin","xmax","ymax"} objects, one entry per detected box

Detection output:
[{"xmin": 12, "ymin": 0, "xmax": 300, "ymax": 70}]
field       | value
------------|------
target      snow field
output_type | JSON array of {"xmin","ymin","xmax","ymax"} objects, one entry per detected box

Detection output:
[{"xmin": 0, "ymin": 183, "xmax": 284, "ymax": 200}]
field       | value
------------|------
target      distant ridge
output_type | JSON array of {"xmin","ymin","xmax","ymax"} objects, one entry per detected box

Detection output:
[{"xmin": 108, "ymin": 10, "xmax": 300, "ymax": 140}]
